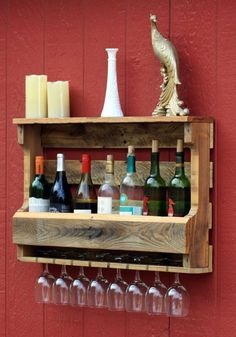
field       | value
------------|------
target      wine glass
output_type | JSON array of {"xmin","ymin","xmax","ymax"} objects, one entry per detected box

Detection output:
[
  {"xmin": 107, "ymin": 269, "xmax": 128, "ymax": 311},
  {"xmin": 145, "ymin": 271, "xmax": 167, "ymax": 315},
  {"xmin": 52, "ymin": 265, "xmax": 73, "ymax": 305},
  {"xmin": 34, "ymin": 264, "xmax": 55, "ymax": 304},
  {"xmin": 125, "ymin": 270, "xmax": 148, "ymax": 313},
  {"xmin": 87, "ymin": 268, "xmax": 109, "ymax": 308},
  {"xmin": 70, "ymin": 266, "xmax": 90, "ymax": 306},
  {"xmin": 165, "ymin": 273, "xmax": 190, "ymax": 317}
]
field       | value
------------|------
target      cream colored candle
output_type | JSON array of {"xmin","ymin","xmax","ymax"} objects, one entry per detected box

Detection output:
[
  {"xmin": 47, "ymin": 81, "xmax": 70, "ymax": 118},
  {"xmin": 25, "ymin": 75, "xmax": 47, "ymax": 118}
]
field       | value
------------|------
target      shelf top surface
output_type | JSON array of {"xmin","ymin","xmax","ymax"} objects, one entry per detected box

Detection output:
[{"xmin": 13, "ymin": 116, "xmax": 214, "ymax": 125}]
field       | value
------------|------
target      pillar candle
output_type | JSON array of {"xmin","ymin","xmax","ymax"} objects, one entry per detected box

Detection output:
[
  {"xmin": 25, "ymin": 75, "xmax": 47, "ymax": 118},
  {"xmin": 47, "ymin": 81, "xmax": 70, "ymax": 118}
]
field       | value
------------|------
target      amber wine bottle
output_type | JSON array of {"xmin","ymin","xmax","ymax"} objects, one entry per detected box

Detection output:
[
  {"xmin": 143, "ymin": 140, "xmax": 167, "ymax": 216},
  {"xmin": 168, "ymin": 139, "xmax": 190, "ymax": 216},
  {"xmin": 49, "ymin": 153, "xmax": 73, "ymax": 213},
  {"xmin": 97, "ymin": 154, "xmax": 120, "ymax": 214},
  {"xmin": 119, "ymin": 146, "xmax": 143, "ymax": 215},
  {"xmin": 29, "ymin": 156, "xmax": 50, "ymax": 212},
  {"xmin": 74, "ymin": 154, "xmax": 97, "ymax": 213}
]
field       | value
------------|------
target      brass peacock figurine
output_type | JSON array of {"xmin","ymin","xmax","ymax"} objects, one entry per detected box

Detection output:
[{"xmin": 150, "ymin": 14, "xmax": 189, "ymax": 116}]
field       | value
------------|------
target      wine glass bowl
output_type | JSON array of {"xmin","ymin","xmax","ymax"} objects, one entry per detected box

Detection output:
[
  {"xmin": 34, "ymin": 264, "xmax": 55, "ymax": 304},
  {"xmin": 70, "ymin": 267, "xmax": 90, "ymax": 306},
  {"xmin": 52, "ymin": 265, "xmax": 73, "ymax": 305},
  {"xmin": 165, "ymin": 273, "xmax": 190, "ymax": 317},
  {"xmin": 125, "ymin": 270, "xmax": 148, "ymax": 313},
  {"xmin": 145, "ymin": 271, "xmax": 167, "ymax": 315},
  {"xmin": 107, "ymin": 269, "xmax": 128, "ymax": 311},
  {"xmin": 87, "ymin": 268, "xmax": 109, "ymax": 309}
]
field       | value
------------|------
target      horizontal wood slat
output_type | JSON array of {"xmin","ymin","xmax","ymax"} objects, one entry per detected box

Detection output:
[
  {"xmin": 41, "ymin": 123, "xmax": 185, "ymax": 148},
  {"xmin": 13, "ymin": 212, "xmax": 192, "ymax": 254},
  {"xmin": 44, "ymin": 159, "xmax": 213, "ymax": 187},
  {"xmin": 16, "ymin": 245, "xmax": 212, "ymax": 274},
  {"xmin": 13, "ymin": 116, "xmax": 214, "ymax": 125}
]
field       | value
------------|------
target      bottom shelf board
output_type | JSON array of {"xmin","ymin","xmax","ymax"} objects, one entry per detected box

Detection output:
[{"xmin": 16, "ymin": 246, "xmax": 213, "ymax": 274}]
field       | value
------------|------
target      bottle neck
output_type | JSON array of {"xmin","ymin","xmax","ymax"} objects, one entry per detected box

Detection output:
[
  {"xmin": 35, "ymin": 160, "xmax": 44, "ymax": 175},
  {"xmin": 105, "ymin": 159, "xmax": 114, "ymax": 183},
  {"xmin": 81, "ymin": 159, "xmax": 91, "ymax": 174},
  {"xmin": 150, "ymin": 152, "xmax": 160, "ymax": 175},
  {"xmin": 105, "ymin": 172, "xmax": 114, "ymax": 184},
  {"xmin": 127, "ymin": 155, "xmax": 136, "ymax": 174},
  {"xmin": 57, "ymin": 156, "xmax": 65, "ymax": 172},
  {"xmin": 175, "ymin": 152, "xmax": 185, "ymax": 176}
]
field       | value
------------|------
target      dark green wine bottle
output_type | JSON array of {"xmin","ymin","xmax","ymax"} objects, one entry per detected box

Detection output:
[
  {"xmin": 168, "ymin": 139, "xmax": 190, "ymax": 217},
  {"xmin": 143, "ymin": 140, "xmax": 167, "ymax": 216}
]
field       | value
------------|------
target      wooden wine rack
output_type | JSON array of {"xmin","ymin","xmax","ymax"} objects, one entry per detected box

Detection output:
[{"xmin": 12, "ymin": 116, "xmax": 214, "ymax": 274}]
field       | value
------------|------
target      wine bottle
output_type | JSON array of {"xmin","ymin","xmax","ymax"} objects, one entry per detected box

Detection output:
[
  {"xmin": 143, "ymin": 140, "xmax": 167, "ymax": 216},
  {"xmin": 119, "ymin": 146, "xmax": 143, "ymax": 215},
  {"xmin": 97, "ymin": 154, "xmax": 120, "ymax": 214},
  {"xmin": 73, "ymin": 154, "xmax": 97, "ymax": 213},
  {"xmin": 49, "ymin": 153, "xmax": 72, "ymax": 212},
  {"xmin": 29, "ymin": 156, "xmax": 50, "ymax": 212},
  {"xmin": 168, "ymin": 139, "xmax": 191, "ymax": 216}
]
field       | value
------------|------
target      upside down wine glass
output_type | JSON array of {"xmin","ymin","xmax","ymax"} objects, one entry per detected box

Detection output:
[
  {"xmin": 165, "ymin": 273, "xmax": 190, "ymax": 317},
  {"xmin": 70, "ymin": 266, "xmax": 90, "ymax": 307},
  {"xmin": 52, "ymin": 265, "xmax": 73, "ymax": 305},
  {"xmin": 87, "ymin": 268, "xmax": 109, "ymax": 308},
  {"xmin": 35, "ymin": 264, "xmax": 55, "ymax": 304},
  {"xmin": 125, "ymin": 270, "xmax": 148, "ymax": 313},
  {"xmin": 145, "ymin": 271, "xmax": 167, "ymax": 315},
  {"xmin": 107, "ymin": 269, "xmax": 128, "ymax": 311}
]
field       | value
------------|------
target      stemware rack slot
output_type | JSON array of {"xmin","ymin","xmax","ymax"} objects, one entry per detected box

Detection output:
[{"xmin": 12, "ymin": 116, "xmax": 214, "ymax": 274}]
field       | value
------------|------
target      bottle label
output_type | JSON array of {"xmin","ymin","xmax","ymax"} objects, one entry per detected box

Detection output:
[
  {"xmin": 49, "ymin": 203, "xmax": 71, "ymax": 213},
  {"xmin": 97, "ymin": 196, "xmax": 112, "ymax": 214},
  {"xmin": 74, "ymin": 209, "xmax": 92, "ymax": 214},
  {"xmin": 119, "ymin": 205, "xmax": 143, "ymax": 216},
  {"xmin": 168, "ymin": 187, "xmax": 191, "ymax": 216},
  {"xmin": 29, "ymin": 197, "xmax": 49, "ymax": 212}
]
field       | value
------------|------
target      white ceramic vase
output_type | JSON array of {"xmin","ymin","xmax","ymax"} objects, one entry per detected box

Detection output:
[{"xmin": 101, "ymin": 48, "xmax": 124, "ymax": 117}]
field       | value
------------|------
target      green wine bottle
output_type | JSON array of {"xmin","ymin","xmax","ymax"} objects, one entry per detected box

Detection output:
[
  {"xmin": 168, "ymin": 139, "xmax": 191, "ymax": 217},
  {"xmin": 143, "ymin": 140, "xmax": 167, "ymax": 216}
]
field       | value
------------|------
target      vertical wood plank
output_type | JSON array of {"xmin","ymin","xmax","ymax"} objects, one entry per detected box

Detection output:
[
  {"xmin": 83, "ymin": 0, "xmax": 126, "ymax": 117},
  {"xmin": 215, "ymin": 1, "xmax": 236, "ymax": 336},
  {"xmin": 125, "ymin": 2, "xmax": 170, "ymax": 334},
  {"xmin": 44, "ymin": 1, "xmax": 84, "ymax": 336},
  {"xmin": 0, "ymin": 1, "xmax": 6, "ymax": 335},
  {"xmin": 126, "ymin": 0, "xmax": 170, "ymax": 117},
  {"xmin": 6, "ymin": 1, "xmax": 45, "ymax": 337},
  {"xmin": 170, "ymin": 1, "xmax": 217, "ymax": 337},
  {"xmin": 44, "ymin": 0, "xmax": 84, "ymax": 117}
]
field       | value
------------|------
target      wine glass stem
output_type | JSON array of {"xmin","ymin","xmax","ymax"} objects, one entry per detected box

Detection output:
[
  {"xmin": 44, "ymin": 263, "xmax": 49, "ymax": 274},
  {"xmin": 97, "ymin": 268, "xmax": 103, "ymax": 278},
  {"xmin": 174, "ymin": 273, "xmax": 180, "ymax": 284},
  {"xmin": 116, "ymin": 268, "xmax": 122, "ymax": 280},
  {"xmin": 135, "ymin": 270, "xmax": 141, "ymax": 282},
  {"xmin": 154, "ymin": 271, "xmax": 160, "ymax": 283},
  {"xmin": 79, "ymin": 266, "xmax": 84, "ymax": 276},
  {"xmin": 61, "ymin": 264, "xmax": 67, "ymax": 275}
]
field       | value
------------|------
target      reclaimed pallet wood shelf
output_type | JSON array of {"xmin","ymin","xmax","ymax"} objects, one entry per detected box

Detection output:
[{"xmin": 12, "ymin": 116, "xmax": 214, "ymax": 274}]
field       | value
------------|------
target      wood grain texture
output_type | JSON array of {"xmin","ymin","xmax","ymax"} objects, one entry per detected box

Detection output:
[
  {"xmin": 44, "ymin": 158, "xmax": 213, "ymax": 187},
  {"xmin": 45, "ymin": 159, "xmax": 190, "ymax": 185},
  {"xmin": 16, "ymin": 244, "xmax": 212, "ymax": 274},
  {"xmin": 13, "ymin": 212, "xmax": 191, "ymax": 253}
]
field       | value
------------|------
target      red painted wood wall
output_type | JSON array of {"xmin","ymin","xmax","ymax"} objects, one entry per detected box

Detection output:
[{"xmin": 0, "ymin": 0, "xmax": 235, "ymax": 336}]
